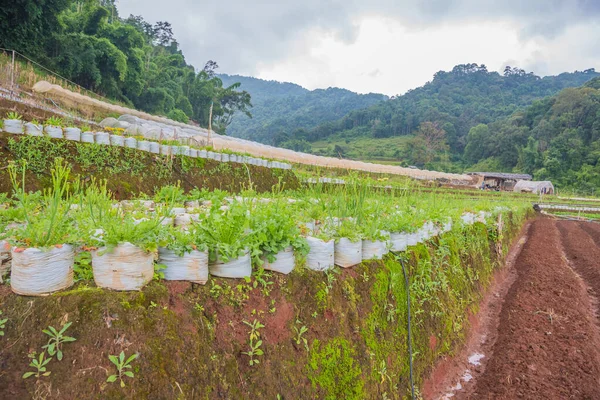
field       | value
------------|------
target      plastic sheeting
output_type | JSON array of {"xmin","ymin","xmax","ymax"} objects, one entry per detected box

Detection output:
[
  {"xmin": 209, "ymin": 250, "xmax": 252, "ymax": 278},
  {"xmin": 91, "ymin": 243, "xmax": 154, "ymax": 291},
  {"xmin": 362, "ymin": 240, "xmax": 386, "ymax": 260},
  {"xmin": 11, "ymin": 245, "xmax": 74, "ymax": 296},
  {"xmin": 64, "ymin": 127, "xmax": 81, "ymax": 141},
  {"xmin": 334, "ymin": 238, "xmax": 362, "ymax": 268},
  {"xmin": 262, "ymin": 246, "xmax": 295, "ymax": 274},
  {"xmin": 158, "ymin": 247, "xmax": 209, "ymax": 284},
  {"xmin": 513, "ymin": 180, "xmax": 555, "ymax": 194},
  {"xmin": 306, "ymin": 237, "xmax": 334, "ymax": 271},
  {"xmin": 4, "ymin": 119, "xmax": 23, "ymax": 134},
  {"xmin": 25, "ymin": 123, "xmax": 44, "ymax": 136}
]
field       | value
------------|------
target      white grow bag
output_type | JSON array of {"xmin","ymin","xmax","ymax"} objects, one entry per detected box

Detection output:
[
  {"xmin": 406, "ymin": 232, "xmax": 420, "ymax": 247},
  {"xmin": 25, "ymin": 123, "xmax": 44, "ymax": 136},
  {"xmin": 125, "ymin": 137, "xmax": 137, "ymax": 149},
  {"xmin": 149, "ymin": 142, "xmax": 160, "ymax": 154},
  {"xmin": 174, "ymin": 213, "xmax": 199, "ymax": 229},
  {"xmin": 3, "ymin": 119, "xmax": 23, "ymax": 134},
  {"xmin": 160, "ymin": 145, "xmax": 172, "ymax": 156},
  {"xmin": 11, "ymin": 245, "xmax": 74, "ymax": 296},
  {"xmin": 91, "ymin": 243, "xmax": 154, "ymax": 291},
  {"xmin": 209, "ymin": 250, "xmax": 252, "ymax": 278},
  {"xmin": 158, "ymin": 248, "xmax": 209, "ymax": 284},
  {"xmin": 262, "ymin": 246, "xmax": 294, "ymax": 274},
  {"xmin": 95, "ymin": 132, "xmax": 110, "ymax": 145},
  {"xmin": 362, "ymin": 240, "xmax": 386, "ymax": 260},
  {"xmin": 44, "ymin": 125, "xmax": 62, "ymax": 138},
  {"xmin": 306, "ymin": 237, "xmax": 334, "ymax": 271},
  {"xmin": 334, "ymin": 238, "xmax": 362, "ymax": 268},
  {"xmin": 110, "ymin": 134, "xmax": 125, "ymax": 146},
  {"xmin": 81, "ymin": 131, "xmax": 94, "ymax": 143},
  {"xmin": 64, "ymin": 127, "xmax": 81, "ymax": 141},
  {"xmin": 390, "ymin": 233, "xmax": 408, "ymax": 252}
]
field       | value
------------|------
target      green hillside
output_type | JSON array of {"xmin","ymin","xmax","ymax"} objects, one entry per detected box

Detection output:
[{"xmin": 219, "ymin": 74, "xmax": 387, "ymax": 145}]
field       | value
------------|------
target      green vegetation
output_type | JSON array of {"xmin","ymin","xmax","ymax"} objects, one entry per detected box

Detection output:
[
  {"xmin": 0, "ymin": 310, "xmax": 7, "ymax": 337},
  {"xmin": 42, "ymin": 322, "xmax": 76, "ymax": 361},
  {"xmin": 107, "ymin": 351, "xmax": 139, "ymax": 387},
  {"xmin": 22, "ymin": 352, "xmax": 52, "ymax": 380},
  {"xmin": 0, "ymin": 1, "xmax": 250, "ymax": 132}
]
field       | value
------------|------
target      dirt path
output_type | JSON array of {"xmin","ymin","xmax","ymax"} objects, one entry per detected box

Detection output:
[{"xmin": 428, "ymin": 218, "xmax": 600, "ymax": 399}]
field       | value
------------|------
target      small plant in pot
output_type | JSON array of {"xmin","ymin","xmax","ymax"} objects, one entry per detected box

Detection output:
[
  {"xmin": 44, "ymin": 116, "xmax": 64, "ymax": 139},
  {"xmin": 333, "ymin": 218, "xmax": 363, "ymax": 268},
  {"xmin": 7, "ymin": 159, "xmax": 77, "ymax": 295},
  {"xmin": 198, "ymin": 199, "xmax": 255, "ymax": 278},
  {"xmin": 157, "ymin": 225, "xmax": 209, "ymax": 284},
  {"xmin": 4, "ymin": 112, "xmax": 24, "ymax": 134}
]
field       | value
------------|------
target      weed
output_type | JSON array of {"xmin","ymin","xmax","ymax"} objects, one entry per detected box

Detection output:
[
  {"xmin": 242, "ymin": 319, "xmax": 265, "ymax": 366},
  {"xmin": 377, "ymin": 359, "xmax": 392, "ymax": 384},
  {"xmin": 6, "ymin": 111, "xmax": 22, "ymax": 120},
  {"xmin": 107, "ymin": 351, "xmax": 139, "ymax": 387},
  {"xmin": 46, "ymin": 116, "xmax": 63, "ymax": 127},
  {"xmin": 0, "ymin": 310, "xmax": 6, "ymax": 336},
  {"xmin": 42, "ymin": 322, "xmax": 76, "ymax": 361},
  {"xmin": 74, "ymin": 251, "xmax": 93, "ymax": 281},
  {"xmin": 293, "ymin": 320, "xmax": 309, "ymax": 352},
  {"xmin": 23, "ymin": 351, "xmax": 52, "ymax": 379}
]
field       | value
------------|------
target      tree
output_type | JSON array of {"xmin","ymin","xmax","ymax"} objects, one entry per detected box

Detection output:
[{"xmin": 416, "ymin": 122, "xmax": 448, "ymax": 162}]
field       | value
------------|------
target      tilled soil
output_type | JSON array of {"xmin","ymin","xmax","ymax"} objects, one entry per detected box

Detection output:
[{"xmin": 433, "ymin": 218, "xmax": 600, "ymax": 399}]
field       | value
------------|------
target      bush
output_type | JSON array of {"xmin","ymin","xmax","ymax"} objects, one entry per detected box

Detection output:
[{"xmin": 167, "ymin": 109, "xmax": 189, "ymax": 124}]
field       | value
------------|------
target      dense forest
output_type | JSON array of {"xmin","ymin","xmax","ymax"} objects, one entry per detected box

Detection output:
[
  {"xmin": 0, "ymin": 0, "xmax": 251, "ymax": 133},
  {"xmin": 462, "ymin": 78, "xmax": 600, "ymax": 193},
  {"xmin": 219, "ymin": 74, "xmax": 386, "ymax": 146}
]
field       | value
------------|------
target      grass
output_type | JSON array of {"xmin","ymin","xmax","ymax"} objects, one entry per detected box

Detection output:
[{"xmin": 311, "ymin": 135, "xmax": 413, "ymax": 162}]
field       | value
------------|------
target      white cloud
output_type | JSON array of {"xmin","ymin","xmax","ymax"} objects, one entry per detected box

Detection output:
[{"xmin": 117, "ymin": 0, "xmax": 600, "ymax": 95}]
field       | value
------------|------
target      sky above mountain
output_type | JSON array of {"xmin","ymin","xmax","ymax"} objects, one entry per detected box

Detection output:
[{"xmin": 119, "ymin": 0, "xmax": 600, "ymax": 96}]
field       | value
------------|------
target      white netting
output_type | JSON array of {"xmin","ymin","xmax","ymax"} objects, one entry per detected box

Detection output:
[
  {"xmin": 10, "ymin": 245, "xmax": 74, "ymax": 296},
  {"xmin": 262, "ymin": 246, "xmax": 295, "ymax": 274},
  {"xmin": 334, "ymin": 238, "xmax": 362, "ymax": 268},
  {"xmin": 91, "ymin": 243, "xmax": 154, "ymax": 291},
  {"xmin": 158, "ymin": 247, "xmax": 208, "ymax": 284}
]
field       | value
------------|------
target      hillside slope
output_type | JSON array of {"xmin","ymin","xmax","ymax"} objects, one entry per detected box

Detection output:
[
  {"xmin": 219, "ymin": 74, "xmax": 387, "ymax": 145},
  {"xmin": 304, "ymin": 64, "xmax": 599, "ymax": 159}
]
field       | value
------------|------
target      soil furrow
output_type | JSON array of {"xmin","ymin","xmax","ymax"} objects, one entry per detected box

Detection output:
[{"xmin": 466, "ymin": 218, "xmax": 600, "ymax": 399}]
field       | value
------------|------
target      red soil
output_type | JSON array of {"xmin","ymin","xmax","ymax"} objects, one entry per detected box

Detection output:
[{"xmin": 428, "ymin": 217, "xmax": 600, "ymax": 399}]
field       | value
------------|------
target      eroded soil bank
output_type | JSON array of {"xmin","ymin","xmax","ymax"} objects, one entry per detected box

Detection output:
[{"xmin": 428, "ymin": 217, "xmax": 600, "ymax": 399}]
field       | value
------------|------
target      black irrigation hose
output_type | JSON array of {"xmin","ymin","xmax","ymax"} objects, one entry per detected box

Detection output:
[{"xmin": 396, "ymin": 255, "xmax": 415, "ymax": 400}]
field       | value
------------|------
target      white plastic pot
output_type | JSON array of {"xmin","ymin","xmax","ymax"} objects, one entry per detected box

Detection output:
[
  {"xmin": 306, "ymin": 237, "xmax": 334, "ymax": 271},
  {"xmin": 81, "ymin": 131, "xmax": 94, "ymax": 143},
  {"xmin": 91, "ymin": 243, "xmax": 154, "ymax": 291},
  {"xmin": 174, "ymin": 213, "xmax": 199, "ymax": 229},
  {"xmin": 209, "ymin": 250, "xmax": 252, "ymax": 278},
  {"xmin": 406, "ymin": 232, "xmax": 419, "ymax": 247},
  {"xmin": 262, "ymin": 246, "xmax": 294, "ymax": 274},
  {"xmin": 25, "ymin": 123, "xmax": 44, "ymax": 136},
  {"xmin": 390, "ymin": 233, "xmax": 408, "ymax": 252},
  {"xmin": 3, "ymin": 119, "xmax": 23, "ymax": 134},
  {"xmin": 189, "ymin": 149, "xmax": 198, "ymax": 158},
  {"xmin": 198, "ymin": 150, "xmax": 208, "ymax": 158},
  {"xmin": 221, "ymin": 154, "xmax": 230, "ymax": 163},
  {"xmin": 158, "ymin": 247, "xmax": 209, "ymax": 284},
  {"xmin": 160, "ymin": 145, "xmax": 172, "ymax": 156},
  {"xmin": 64, "ymin": 127, "xmax": 81, "ymax": 141},
  {"xmin": 334, "ymin": 238, "xmax": 362, "ymax": 268},
  {"xmin": 11, "ymin": 245, "xmax": 74, "ymax": 296}
]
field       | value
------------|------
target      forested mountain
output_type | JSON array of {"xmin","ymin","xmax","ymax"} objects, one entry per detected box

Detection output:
[
  {"xmin": 0, "ymin": 0, "xmax": 251, "ymax": 132},
  {"xmin": 463, "ymin": 78, "xmax": 600, "ymax": 192},
  {"xmin": 303, "ymin": 64, "xmax": 599, "ymax": 156},
  {"xmin": 219, "ymin": 74, "xmax": 387, "ymax": 145}
]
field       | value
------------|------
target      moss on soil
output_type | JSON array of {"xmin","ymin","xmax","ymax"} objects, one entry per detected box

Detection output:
[
  {"xmin": 0, "ymin": 132, "xmax": 299, "ymax": 198},
  {"xmin": 0, "ymin": 209, "xmax": 531, "ymax": 399}
]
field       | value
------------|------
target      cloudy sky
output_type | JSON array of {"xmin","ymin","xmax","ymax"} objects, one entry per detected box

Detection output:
[{"xmin": 118, "ymin": 0, "xmax": 600, "ymax": 96}]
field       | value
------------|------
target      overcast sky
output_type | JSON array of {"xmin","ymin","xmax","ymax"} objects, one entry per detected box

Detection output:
[{"xmin": 118, "ymin": 0, "xmax": 600, "ymax": 96}]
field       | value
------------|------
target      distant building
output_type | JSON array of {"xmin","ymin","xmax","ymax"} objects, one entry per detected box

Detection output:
[
  {"xmin": 468, "ymin": 172, "xmax": 532, "ymax": 191},
  {"xmin": 513, "ymin": 180, "xmax": 555, "ymax": 195}
]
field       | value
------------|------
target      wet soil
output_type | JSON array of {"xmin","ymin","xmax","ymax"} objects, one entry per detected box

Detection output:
[{"xmin": 428, "ymin": 217, "xmax": 600, "ymax": 399}]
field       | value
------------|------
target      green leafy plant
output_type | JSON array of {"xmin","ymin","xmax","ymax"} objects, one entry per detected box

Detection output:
[
  {"xmin": 74, "ymin": 251, "xmax": 93, "ymax": 281},
  {"xmin": 242, "ymin": 319, "xmax": 265, "ymax": 366},
  {"xmin": 42, "ymin": 322, "xmax": 76, "ymax": 361},
  {"xmin": 6, "ymin": 111, "xmax": 22, "ymax": 120},
  {"xmin": 46, "ymin": 116, "xmax": 63, "ymax": 127},
  {"xmin": 107, "ymin": 351, "xmax": 139, "ymax": 387},
  {"xmin": 0, "ymin": 310, "xmax": 7, "ymax": 336},
  {"xmin": 23, "ymin": 351, "xmax": 52, "ymax": 379},
  {"xmin": 293, "ymin": 320, "xmax": 309, "ymax": 352}
]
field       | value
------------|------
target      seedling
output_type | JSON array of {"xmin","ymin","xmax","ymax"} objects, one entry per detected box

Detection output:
[
  {"xmin": 23, "ymin": 351, "xmax": 52, "ymax": 379},
  {"xmin": 293, "ymin": 320, "xmax": 309, "ymax": 352},
  {"xmin": 6, "ymin": 111, "xmax": 22, "ymax": 120},
  {"xmin": 107, "ymin": 351, "xmax": 139, "ymax": 387},
  {"xmin": 0, "ymin": 310, "xmax": 7, "ymax": 336},
  {"xmin": 242, "ymin": 319, "xmax": 265, "ymax": 366},
  {"xmin": 46, "ymin": 116, "xmax": 63, "ymax": 127},
  {"xmin": 42, "ymin": 322, "xmax": 76, "ymax": 361}
]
